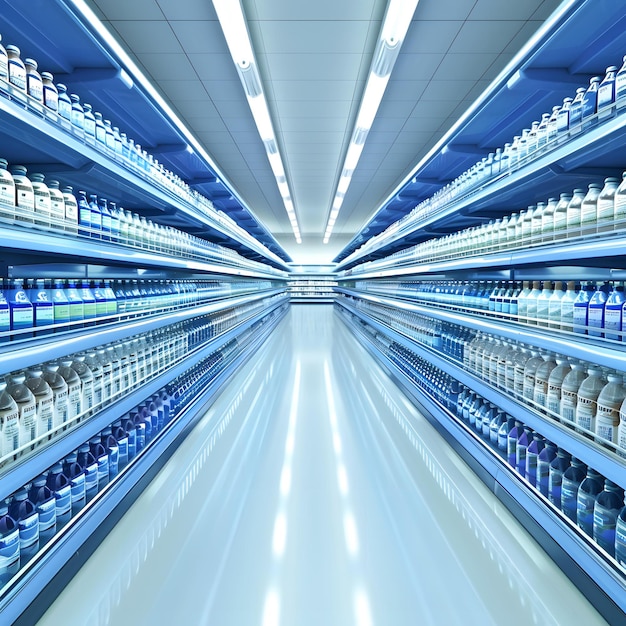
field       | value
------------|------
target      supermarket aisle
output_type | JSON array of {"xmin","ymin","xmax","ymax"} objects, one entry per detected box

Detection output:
[{"xmin": 38, "ymin": 305, "xmax": 606, "ymax": 626}]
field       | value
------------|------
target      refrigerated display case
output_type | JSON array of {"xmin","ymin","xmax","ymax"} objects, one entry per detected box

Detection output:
[
  {"xmin": 288, "ymin": 267, "xmax": 337, "ymax": 303},
  {"xmin": 334, "ymin": 2, "xmax": 626, "ymax": 622},
  {"xmin": 0, "ymin": 1, "xmax": 289, "ymax": 622}
]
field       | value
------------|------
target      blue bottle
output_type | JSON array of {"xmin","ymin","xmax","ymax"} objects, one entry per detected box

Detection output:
[
  {"xmin": 79, "ymin": 281, "xmax": 96, "ymax": 324},
  {"xmin": 51, "ymin": 279, "xmax": 70, "ymax": 330},
  {"xmin": 525, "ymin": 432, "xmax": 545, "ymax": 487},
  {"xmin": 7, "ymin": 279, "xmax": 33, "ymax": 338},
  {"xmin": 516, "ymin": 426, "xmax": 533, "ymax": 476},
  {"xmin": 131, "ymin": 409, "xmax": 146, "ymax": 454},
  {"xmin": 597, "ymin": 65, "xmax": 618, "ymax": 121},
  {"xmin": 103, "ymin": 280, "xmax": 117, "ymax": 316},
  {"xmin": 581, "ymin": 76, "xmax": 601, "ymax": 130},
  {"xmin": 89, "ymin": 437, "xmax": 109, "ymax": 490},
  {"xmin": 536, "ymin": 439, "xmax": 557, "ymax": 497},
  {"xmin": 573, "ymin": 282, "xmax": 593, "ymax": 335},
  {"xmin": 77, "ymin": 444, "xmax": 99, "ymax": 502},
  {"xmin": 46, "ymin": 463, "xmax": 72, "ymax": 529},
  {"xmin": 0, "ymin": 286, "xmax": 9, "ymax": 342},
  {"xmin": 99, "ymin": 198, "xmax": 111, "ymax": 242},
  {"xmin": 138, "ymin": 404, "xmax": 155, "ymax": 443},
  {"xmin": 0, "ymin": 502, "xmax": 19, "ymax": 586},
  {"xmin": 109, "ymin": 201, "xmax": 121, "ymax": 242},
  {"xmin": 9, "ymin": 488, "xmax": 39, "ymax": 565},
  {"xmin": 64, "ymin": 280, "xmax": 84, "ymax": 325},
  {"xmin": 593, "ymin": 479, "xmax": 624, "ymax": 556},
  {"xmin": 89, "ymin": 194, "xmax": 102, "ymax": 239},
  {"xmin": 507, "ymin": 421, "xmax": 524, "ymax": 468},
  {"xmin": 561, "ymin": 457, "xmax": 586, "ymax": 522},
  {"xmin": 101, "ymin": 428, "xmax": 119, "ymax": 481},
  {"xmin": 498, "ymin": 416, "xmax": 514, "ymax": 452},
  {"xmin": 28, "ymin": 279, "xmax": 54, "ymax": 330},
  {"xmin": 615, "ymin": 494, "xmax": 626, "ymax": 566},
  {"xmin": 568, "ymin": 87, "xmax": 586, "ymax": 130},
  {"xmin": 112, "ymin": 420, "xmax": 129, "ymax": 470},
  {"xmin": 587, "ymin": 282, "xmax": 608, "ymax": 338},
  {"xmin": 77, "ymin": 190, "xmax": 90, "ymax": 237},
  {"xmin": 577, "ymin": 468, "xmax": 604, "ymax": 537},
  {"xmin": 62, "ymin": 451, "xmax": 86, "ymax": 514},
  {"xmin": 489, "ymin": 410, "xmax": 506, "ymax": 446},
  {"xmin": 28, "ymin": 475, "xmax": 56, "ymax": 547},
  {"xmin": 605, "ymin": 282, "xmax": 625, "ymax": 340}
]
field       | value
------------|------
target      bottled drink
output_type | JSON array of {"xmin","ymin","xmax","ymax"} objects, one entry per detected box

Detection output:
[
  {"xmin": 597, "ymin": 177, "xmax": 620, "ymax": 233},
  {"xmin": 83, "ymin": 103, "xmax": 96, "ymax": 138},
  {"xmin": 56, "ymin": 84, "xmax": 71, "ymax": 122},
  {"xmin": 597, "ymin": 65, "xmax": 618, "ymax": 120},
  {"xmin": 55, "ymin": 361, "xmax": 82, "ymax": 422},
  {"xmin": 516, "ymin": 281, "xmax": 531, "ymax": 322},
  {"xmin": 64, "ymin": 280, "xmax": 84, "ymax": 325},
  {"xmin": 28, "ymin": 279, "xmax": 54, "ymax": 331},
  {"xmin": 101, "ymin": 427, "xmax": 119, "ymax": 480},
  {"xmin": 560, "ymin": 362, "xmax": 588, "ymax": 425},
  {"xmin": 547, "ymin": 281, "xmax": 564, "ymax": 329},
  {"xmin": 47, "ymin": 180, "xmax": 65, "ymax": 229},
  {"xmin": 30, "ymin": 173, "xmax": 51, "ymax": 229},
  {"xmin": 575, "ymin": 367, "xmax": 606, "ymax": 434},
  {"xmin": 0, "ymin": 35, "xmax": 7, "ymax": 81},
  {"xmin": 561, "ymin": 457, "xmax": 587, "ymax": 522},
  {"xmin": 46, "ymin": 462, "xmax": 72, "ymax": 529},
  {"xmin": 573, "ymin": 282, "xmax": 593, "ymax": 334},
  {"xmin": 25, "ymin": 370, "xmax": 54, "ymax": 438},
  {"xmin": 69, "ymin": 357, "xmax": 94, "ymax": 417},
  {"xmin": 0, "ymin": 158, "xmax": 15, "ymax": 219},
  {"xmin": 5, "ymin": 45, "xmax": 26, "ymax": 92},
  {"xmin": 61, "ymin": 186, "xmax": 78, "ymax": 234},
  {"xmin": 549, "ymin": 448, "xmax": 571, "ymax": 508},
  {"xmin": 62, "ymin": 451, "xmax": 86, "ymax": 514},
  {"xmin": 546, "ymin": 358, "xmax": 572, "ymax": 417},
  {"xmin": 581, "ymin": 76, "xmax": 601, "ymax": 130},
  {"xmin": 580, "ymin": 183, "xmax": 602, "ymax": 237},
  {"xmin": 593, "ymin": 479, "xmax": 623, "ymax": 556},
  {"xmin": 90, "ymin": 437, "xmax": 109, "ymax": 489},
  {"xmin": 560, "ymin": 281, "xmax": 577, "ymax": 331},
  {"xmin": 6, "ymin": 374, "xmax": 37, "ymax": 448},
  {"xmin": 70, "ymin": 94, "xmax": 84, "ymax": 131},
  {"xmin": 51, "ymin": 279, "xmax": 70, "ymax": 330},
  {"xmin": 616, "ymin": 55, "xmax": 626, "ymax": 104},
  {"xmin": 7, "ymin": 279, "xmax": 33, "ymax": 338},
  {"xmin": 537, "ymin": 440, "xmax": 557, "ymax": 497},
  {"xmin": 553, "ymin": 193, "xmax": 572, "ymax": 240},
  {"xmin": 525, "ymin": 432, "xmax": 545, "ymax": 487},
  {"xmin": 88, "ymin": 194, "xmax": 102, "ymax": 238},
  {"xmin": 79, "ymin": 281, "xmax": 96, "ymax": 323},
  {"xmin": 595, "ymin": 373, "xmax": 626, "ymax": 446},
  {"xmin": 577, "ymin": 468, "xmax": 603, "ymax": 536},
  {"xmin": 94, "ymin": 112, "xmax": 106, "ymax": 145},
  {"xmin": 525, "ymin": 281, "xmax": 542, "ymax": 325},
  {"xmin": 8, "ymin": 488, "xmax": 39, "ymax": 565},
  {"xmin": 41, "ymin": 365, "xmax": 68, "ymax": 431},
  {"xmin": 587, "ymin": 281, "xmax": 608, "ymax": 337},
  {"xmin": 522, "ymin": 350, "xmax": 544, "ymax": 402},
  {"xmin": 0, "ymin": 501, "xmax": 19, "ymax": 585},
  {"xmin": 0, "ymin": 381, "xmax": 20, "ymax": 457},
  {"xmin": 615, "ymin": 494, "xmax": 626, "ymax": 566},
  {"xmin": 605, "ymin": 282, "xmax": 625, "ymax": 340},
  {"xmin": 497, "ymin": 416, "xmax": 514, "ymax": 452},
  {"xmin": 533, "ymin": 353, "xmax": 557, "ymax": 410},
  {"xmin": 28, "ymin": 475, "xmax": 56, "ymax": 546},
  {"xmin": 112, "ymin": 420, "xmax": 130, "ymax": 469},
  {"xmin": 535, "ymin": 280, "xmax": 553, "ymax": 326},
  {"xmin": 566, "ymin": 188, "xmax": 586, "ymax": 239},
  {"xmin": 76, "ymin": 444, "xmax": 98, "ymax": 502},
  {"xmin": 516, "ymin": 426, "xmax": 533, "ymax": 476},
  {"xmin": 77, "ymin": 190, "xmax": 90, "ymax": 237}
]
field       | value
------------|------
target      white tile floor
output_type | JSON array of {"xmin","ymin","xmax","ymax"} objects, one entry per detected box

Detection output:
[{"xmin": 38, "ymin": 305, "xmax": 607, "ymax": 625}]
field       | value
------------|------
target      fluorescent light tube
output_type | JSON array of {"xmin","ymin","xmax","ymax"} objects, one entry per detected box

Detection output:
[
  {"xmin": 355, "ymin": 73, "xmax": 390, "ymax": 131},
  {"xmin": 380, "ymin": 0, "xmax": 420, "ymax": 47},
  {"xmin": 212, "ymin": 0, "xmax": 254, "ymax": 67},
  {"xmin": 344, "ymin": 142, "xmax": 365, "ymax": 172},
  {"xmin": 337, "ymin": 175, "xmax": 351, "ymax": 194}
]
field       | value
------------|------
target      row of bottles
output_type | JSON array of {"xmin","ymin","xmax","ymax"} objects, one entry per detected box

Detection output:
[
  {"xmin": 0, "ymin": 299, "xmax": 286, "ymax": 588},
  {"xmin": 0, "ymin": 293, "xmax": 282, "ymax": 462},
  {"xmin": 356, "ymin": 279, "xmax": 626, "ymax": 340},
  {"xmin": 0, "ymin": 277, "xmax": 273, "ymax": 339},
  {"xmin": 0, "ymin": 162, "xmax": 280, "ymax": 276},
  {"xmin": 0, "ymin": 34, "xmax": 200, "ymax": 206},
  {"xmin": 351, "ymin": 174, "xmax": 626, "ymax": 275},
  {"xmin": 343, "ymin": 292, "xmax": 626, "ymax": 451},
  {"xmin": 356, "ymin": 55, "xmax": 626, "ymax": 258},
  {"xmin": 456, "ymin": 387, "xmax": 626, "ymax": 563}
]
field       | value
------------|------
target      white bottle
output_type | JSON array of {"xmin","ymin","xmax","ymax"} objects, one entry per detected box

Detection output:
[
  {"xmin": 560, "ymin": 281, "xmax": 578, "ymax": 331},
  {"xmin": 30, "ymin": 173, "xmax": 52, "ymax": 229},
  {"xmin": 596, "ymin": 374, "xmax": 626, "ymax": 445},
  {"xmin": 536, "ymin": 280, "xmax": 553, "ymax": 327},
  {"xmin": 25, "ymin": 370, "xmax": 54, "ymax": 439},
  {"xmin": 566, "ymin": 188, "xmax": 586, "ymax": 239},
  {"xmin": 10, "ymin": 165, "xmax": 35, "ymax": 225},
  {"xmin": 597, "ymin": 177, "xmax": 620, "ymax": 234},
  {"xmin": 0, "ymin": 158, "xmax": 15, "ymax": 217},
  {"xmin": 553, "ymin": 193, "xmax": 573, "ymax": 241},
  {"xmin": 548, "ymin": 281, "xmax": 564, "ymax": 329},
  {"xmin": 6, "ymin": 374, "xmax": 37, "ymax": 448},
  {"xmin": 575, "ymin": 367, "xmax": 606, "ymax": 434},
  {"xmin": 46, "ymin": 180, "xmax": 65, "ymax": 230},
  {"xmin": 580, "ymin": 183, "xmax": 602, "ymax": 237},
  {"xmin": 41, "ymin": 365, "xmax": 69, "ymax": 431},
  {"xmin": 0, "ymin": 381, "xmax": 20, "ymax": 458},
  {"xmin": 525, "ymin": 281, "xmax": 542, "ymax": 325}
]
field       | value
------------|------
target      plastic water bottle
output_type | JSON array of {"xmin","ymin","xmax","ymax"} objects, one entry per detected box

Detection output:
[
  {"xmin": 547, "ymin": 281, "xmax": 564, "ymax": 329},
  {"xmin": 597, "ymin": 177, "xmax": 620, "ymax": 233},
  {"xmin": 89, "ymin": 194, "xmax": 102, "ymax": 239},
  {"xmin": 83, "ymin": 103, "xmax": 96, "ymax": 139},
  {"xmin": 77, "ymin": 190, "xmax": 90, "ymax": 237},
  {"xmin": 577, "ymin": 468, "xmax": 604, "ymax": 537},
  {"xmin": 549, "ymin": 448, "xmax": 571, "ymax": 508},
  {"xmin": 6, "ymin": 374, "xmax": 37, "ymax": 448},
  {"xmin": 553, "ymin": 193, "xmax": 572, "ymax": 240},
  {"xmin": 61, "ymin": 186, "xmax": 78, "ymax": 234},
  {"xmin": 566, "ymin": 188, "xmax": 586, "ymax": 239},
  {"xmin": 7, "ymin": 279, "xmax": 33, "ymax": 338},
  {"xmin": 46, "ymin": 463, "xmax": 71, "ymax": 529},
  {"xmin": 77, "ymin": 444, "xmax": 99, "ymax": 503},
  {"xmin": 47, "ymin": 181, "xmax": 65, "ymax": 229},
  {"xmin": 517, "ymin": 281, "xmax": 531, "ymax": 322},
  {"xmin": 525, "ymin": 281, "xmax": 542, "ymax": 324},
  {"xmin": 516, "ymin": 426, "xmax": 533, "ymax": 476},
  {"xmin": 522, "ymin": 350, "xmax": 543, "ymax": 402},
  {"xmin": 587, "ymin": 281, "xmax": 608, "ymax": 337},
  {"xmin": 62, "ymin": 451, "xmax": 86, "ymax": 514},
  {"xmin": 0, "ymin": 502, "xmax": 20, "ymax": 586},
  {"xmin": 593, "ymin": 479, "xmax": 624, "ymax": 556},
  {"xmin": 90, "ymin": 437, "xmax": 109, "ymax": 489},
  {"xmin": 546, "ymin": 358, "xmax": 571, "ymax": 417},
  {"xmin": 69, "ymin": 357, "xmax": 94, "ymax": 416},
  {"xmin": 54, "ymin": 361, "xmax": 82, "ymax": 422},
  {"xmin": 580, "ymin": 183, "xmax": 602, "ymax": 237},
  {"xmin": 533, "ymin": 353, "xmax": 557, "ymax": 411},
  {"xmin": 525, "ymin": 432, "xmax": 545, "ymax": 486},
  {"xmin": 101, "ymin": 428, "xmax": 119, "ymax": 481},
  {"xmin": 573, "ymin": 282, "xmax": 593, "ymax": 334},
  {"xmin": 99, "ymin": 198, "xmax": 111, "ymax": 242},
  {"xmin": 112, "ymin": 420, "xmax": 129, "ymax": 470},
  {"xmin": 560, "ymin": 281, "xmax": 577, "ymax": 331},
  {"xmin": 537, "ymin": 440, "xmax": 557, "ymax": 497},
  {"xmin": 131, "ymin": 409, "xmax": 146, "ymax": 454},
  {"xmin": 561, "ymin": 457, "xmax": 587, "ymax": 522},
  {"xmin": 79, "ymin": 281, "xmax": 96, "ymax": 323},
  {"xmin": 41, "ymin": 365, "xmax": 69, "ymax": 431},
  {"xmin": 595, "ymin": 373, "xmax": 626, "ymax": 446},
  {"xmin": 605, "ymin": 282, "xmax": 625, "ymax": 340},
  {"xmin": 30, "ymin": 173, "xmax": 51, "ymax": 229},
  {"xmin": 28, "ymin": 475, "xmax": 56, "ymax": 546},
  {"xmin": 597, "ymin": 65, "xmax": 618, "ymax": 120},
  {"xmin": 581, "ymin": 76, "xmax": 601, "ymax": 130},
  {"xmin": 56, "ymin": 84, "xmax": 71, "ymax": 122},
  {"xmin": 9, "ymin": 488, "xmax": 39, "ymax": 565},
  {"xmin": 535, "ymin": 280, "xmax": 553, "ymax": 327},
  {"xmin": 25, "ymin": 370, "xmax": 54, "ymax": 438},
  {"xmin": 575, "ymin": 367, "xmax": 606, "ymax": 434}
]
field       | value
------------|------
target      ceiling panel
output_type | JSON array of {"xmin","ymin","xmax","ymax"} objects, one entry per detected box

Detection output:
[{"xmin": 90, "ymin": 0, "xmax": 562, "ymax": 263}]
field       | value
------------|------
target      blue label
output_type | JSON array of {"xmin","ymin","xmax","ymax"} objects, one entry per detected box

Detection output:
[
  {"xmin": 127, "ymin": 429, "xmax": 136, "ymax": 460},
  {"xmin": 537, "ymin": 460, "xmax": 550, "ymax": 497},
  {"xmin": 18, "ymin": 512, "xmax": 39, "ymax": 552},
  {"xmin": 0, "ymin": 527, "xmax": 20, "ymax": 584},
  {"xmin": 54, "ymin": 485, "xmax": 72, "ymax": 521},
  {"xmin": 615, "ymin": 518, "xmax": 626, "ymax": 566},
  {"xmin": 36, "ymin": 498, "xmax": 56, "ymax": 534},
  {"xmin": 84, "ymin": 463, "xmax": 98, "ymax": 499},
  {"xmin": 577, "ymin": 491, "xmax": 597, "ymax": 536},
  {"xmin": 573, "ymin": 305, "xmax": 588, "ymax": 333},
  {"xmin": 118, "ymin": 436, "xmax": 128, "ymax": 468},
  {"xmin": 593, "ymin": 503, "xmax": 619, "ymax": 555},
  {"xmin": 96, "ymin": 455, "xmax": 109, "ymax": 488},
  {"xmin": 108, "ymin": 445, "xmax": 119, "ymax": 479},
  {"xmin": 561, "ymin": 479, "xmax": 579, "ymax": 521},
  {"xmin": 70, "ymin": 473, "xmax": 86, "ymax": 512}
]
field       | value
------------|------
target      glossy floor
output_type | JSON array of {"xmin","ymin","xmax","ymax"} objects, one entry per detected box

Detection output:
[{"xmin": 38, "ymin": 305, "xmax": 607, "ymax": 626}]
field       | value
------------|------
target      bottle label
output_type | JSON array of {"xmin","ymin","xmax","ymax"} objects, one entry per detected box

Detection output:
[
  {"xmin": 83, "ymin": 301, "xmax": 96, "ymax": 318},
  {"xmin": 68, "ymin": 301, "xmax": 83, "ymax": 321},
  {"xmin": 37, "ymin": 395, "xmax": 54, "ymax": 433},
  {"xmin": 69, "ymin": 472, "xmax": 85, "ymax": 509},
  {"xmin": 0, "ymin": 173, "xmax": 14, "ymax": 207},
  {"xmin": 577, "ymin": 491, "xmax": 597, "ymax": 534},
  {"xmin": 8, "ymin": 60, "xmax": 26, "ymax": 91},
  {"xmin": 19, "ymin": 403, "xmax": 37, "ymax": 442},
  {"xmin": 576, "ymin": 397, "xmax": 596, "ymax": 431},
  {"xmin": 85, "ymin": 462, "xmax": 98, "ymax": 496},
  {"xmin": 11, "ymin": 303, "xmax": 33, "ymax": 330},
  {"xmin": 0, "ymin": 525, "xmax": 19, "ymax": 573},
  {"xmin": 54, "ymin": 484, "xmax": 72, "ymax": 518},
  {"xmin": 0, "ymin": 306, "xmax": 9, "ymax": 332},
  {"xmin": 588, "ymin": 306, "xmax": 604, "ymax": 331},
  {"xmin": 96, "ymin": 455, "xmax": 109, "ymax": 485},
  {"xmin": 0, "ymin": 55, "xmax": 7, "ymax": 80},
  {"xmin": 27, "ymin": 76, "xmax": 43, "ymax": 102},
  {"xmin": 549, "ymin": 470, "xmax": 563, "ymax": 506},
  {"xmin": 65, "ymin": 200, "xmax": 78, "ymax": 222},
  {"xmin": 43, "ymin": 86, "xmax": 58, "ymax": 112},
  {"xmin": 54, "ymin": 302, "xmax": 69, "ymax": 324},
  {"xmin": 34, "ymin": 301, "xmax": 54, "ymax": 326},
  {"xmin": 573, "ymin": 305, "xmax": 587, "ymax": 332},
  {"xmin": 597, "ymin": 83, "xmax": 614, "ymax": 109},
  {"xmin": 54, "ymin": 391, "xmax": 68, "ymax": 428},
  {"xmin": 14, "ymin": 181, "xmax": 34, "ymax": 211},
  {"xmin": 596, "ymin": 420, "xmax": 616, "ymax": 444},
  {"xmin": 82, "ymin": 380, "xmax": 94, "ymax": 411},
  {"xmin": 605, "ymin": 307, "xmax": 622, "ymax": 333},
  {"xmin": 18, "ymin": 512, "xmax": 39, "ymax": 550},
  {"xmin": 561, "ymin": 389, "xmax": 578, "ymax": 422},
  {"xmin": 68, "ymin": 383, "xmax": 81, "ymax": 418},
  {"xmin": 1, "ymin": 408, "xmax": 20, "ymax": 453},
  {"xmin": 37, "ymin": 498, "xmax": 56, "ymax": 533},
  {"xmin": 593, "ymin": 503, "xmax": 618, "ymax": 550},
  {"xmin": 597, "ymin": 199, "xmax": 614, "ymax": 223},
  {"xmin": 84, "ymin": 118, "xmax": 96, "ymax": 137}
]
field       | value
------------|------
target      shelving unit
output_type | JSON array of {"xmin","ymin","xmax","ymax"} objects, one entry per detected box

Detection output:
[
  {"xmin": 288, "ymin": 267, "xmax": 337, "ymax": 303},
  {"xmin": 0, "ymin": 2, "xmax": 290, "ymax": 621},
  {"xmin": 333, "ymin": 1, "xmax": 626, "ymax": 622}
]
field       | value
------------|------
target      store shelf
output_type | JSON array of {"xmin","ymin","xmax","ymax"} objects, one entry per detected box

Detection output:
[
  {"xmin": 336, "ymin": 303, "xmax": 626, "ymax": 623},
  {"xmin": 0, "ymin": 288, "xmax": 286, "ymax": 376},
  {"xmin": 336, "ymin": 287, "xmax": 626, "ymax": 372},
  {"xmin": 1, "ymin": 302, "xmax": 287, "ymax": 626},
  {"xmin": 0, "ymin": 296, "xmax": 288, "ymax": 505}
]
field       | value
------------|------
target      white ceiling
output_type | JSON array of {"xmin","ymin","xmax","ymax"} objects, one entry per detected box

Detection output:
[{"xmin": 86, "ymin": 0, "xmax": 562, "ymax": 264}]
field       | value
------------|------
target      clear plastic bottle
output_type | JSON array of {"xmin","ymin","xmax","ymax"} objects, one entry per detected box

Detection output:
[
  {"xmin": 46, "ymin": 180, "xmax": 65, "ymax": 230},
  {"xmin": 549, "ymin": 448, "xmax": 571, "ymax": 508},
  {"xmin": 5, "ymin": 45, "xmax": 26, "ymax": 92},
  {"xmin": 94, "ymin": 112, "xmax": 106, "ymax": 145},
  {"xmin": 547, "ymin": 281, "xmax": 564, "ymax": 329},
  {"xmin": 536, "ymin": 280, "xmax": 553, "ymax": 327},
  {"xmin": 0, "ymin": 380, "xmax": 20, "ymax": 457},
  {"xmin": 83, "ymin": 103, "xmax": 96, "ymax": 139},
  {"xmin": 537, "ymin": 440, "xmax": 557, "ymax": 497},
  {"xmin": 605, "ymin": 282, "xmax": 625, "ymax": 340},
  {"xmin": 597, "ymin": 176, "xmax": 620, "ymax": 233},
  {"xmin": 507, "ymin": 420, "xmax": 524, "ymax": 468},
  {"xmin": 516, "ymin": 426, "xmax": 533, "ymax": 475},
  {"xmin": 561, "ymin": 457, "xmax": 587, "ymax": 522},
  {"xmin": 597, "ymin": 65, "xmax": 618, "ymax": 120},
  {"xmin": 56, "ymin": 84, "xmax": 71, "ymax": 122},
  {"xmin": 552, "ymin": 192, "xmax": 572, "ymax": 241},
  {"xmin": 54, "ymin": 361, "xmax": 82, "ymax": 422},
  {"xmin": 587, "ymin": 281, "xmax": 608, "ymax": 337},
  {"xmin": 61, "ymin": 186, "xmax": 78, "ymax": 234},
  {"xmin": 594, "ymin": 480, "xmax": 624, "ymax": 557},
  {"xmin": 24, "ymin": 58, "xmax": 43, "ymax": 104},
  {"xmin": 6, "ymin": 374, "xmax": 37, "ymax": 448},
  {"xmin": 595, "ymin": 373, "xmax": 626, "ymax": 446},
  {"xmin": 561, "ymin": 362, "xmax": 588, "ymax": 425},
  {"xmin": 566, "ymin": 188, "xmax": 586, "ymax": 239},
  {"xmin": 577, "ymin": 468, "xmax": 604, "ymax": 536},
  {"xmin": 9, "ymin": 488, "xmax": 39, "ymax": 565},
  {"xmin": 533, "ymin": 353, "xmax": 558, "ymax": 411},
  {"xmin": 560, "ymin": 280, "xmax": 577, "ymax": 331},
  {"xmin": 573, "ymin": 281, "xmax": 593, "ymax": 334},
  {"xmin": 546, "ymin": 358, "xmax": 572, "ymax": 417},
  {"xmin": 525, "ymin": 432, "xmax": 545, "ymax": 487},
  {"xmin": 41, "ymin": 365, "xmax": 68, "ymax": 430},
  {"xmin": 580, "ymin": 183, "xmax": 602, "ymax": 237},
  {"xmin": 575, "ymin": 367, "xmax": 606, "ymax": 434},
  {"xmin": 541, "ymin": 197, "xmax": 557, "ymax": 241},
  {"xmin": 525, "ymin": 281, "xmax": 542, "ymax": 325},
  {"xmin": 581, "ymin": 76, "xmax": 601, "ymax": 130}
]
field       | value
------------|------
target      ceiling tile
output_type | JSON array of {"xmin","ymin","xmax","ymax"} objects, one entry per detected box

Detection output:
[
  {"xmin": 434, "ymin": 53, "xmax": 499, "ymax": 80},
  {"xmin": 384, "ymin": 80, "xmax": 429, "ymax": 101},
  {"xmin": 156, "ymin": 0, "xmax": 217, "ymax": 20},
  {"xmin": 401, "ymin": 21, "xmax": 464, "ymax": 54},
  {"xmin": 503, "ymin": 20, "xmax": 545, "ymax": 55},
  {"xmin": 168, "ymin": 21, "xmax": 227, "ymax": 54},
  {"xmin": 137, "ymin": 53, "xmax": 198, "ymax": 80},
  {"xmin": 110, "ymin": 20, "xmax": 182, "ymax": 54},
  {"xmin": 92, "ymin": 0, "xmax": 165, "ymax": 20},
  {"xmin": 448, "ymin": 21, "xmax": 526, "ymax": 55},
  {"xmin": 266, "ymin": 53, "xmax": 365, "ymax": 81},
  {"xmin": 392, "ymin": 53, "xmax": 446, "ymax": 81},
  {"xmin": 276, "ymin": 100, "xmax": 352, "ymax": 119},
  {"xmin": 280, "ymin": 116, "xmax": 349, "ymax": 133},
  {"xmin": 247, "ymin": 0, "xmax": 383, "ymax": 21},
  {"xmin": 188, "ymin": 53, "xmax": 237, "ymax": 80},
  {"xmin": 159, "ymin": 80, "xmax": 210, "ymax": 101},
  {"xmin": 420, "ymin": 80, "xmax": 477, "ymax": 101},
  {"xmin": 468, "ymin": 0, "xmax": 545, "ymax": 21},
  {"xmin": 270, "ymin": 80, "xmax": 358, "ymax": 102},
  {"xmin": 202, "ymin": 80, "xmax": 247, "ymax": 101},
  {"xmin": 414, "ymin": 0, "xmax": 474, "ymax": 21},
  {"xmin": 175, "ymin": 99, "xmax": 221, "ymax": 118}
]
